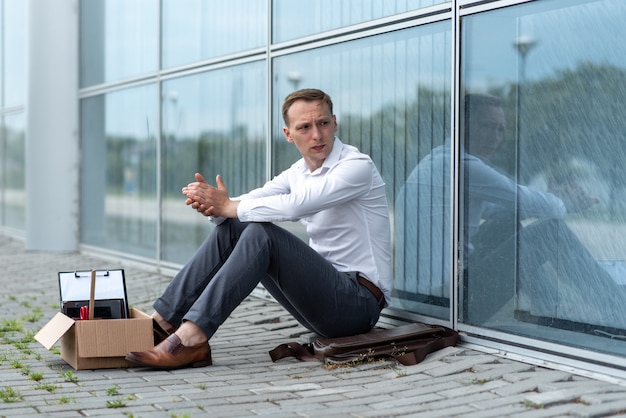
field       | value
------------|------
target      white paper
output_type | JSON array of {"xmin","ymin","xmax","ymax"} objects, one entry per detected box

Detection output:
[{"xmin": 59, "ymin": 269, "xmax": 127, "ymax": 303}]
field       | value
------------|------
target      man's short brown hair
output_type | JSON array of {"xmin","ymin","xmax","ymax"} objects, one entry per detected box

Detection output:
[
  {"xmin": 282, "ymin": 89, "xmax": 334, "ymax": 126},
  {"xmin": 464, "ymin": 94, "xmax": 503, "ymax": 123}
]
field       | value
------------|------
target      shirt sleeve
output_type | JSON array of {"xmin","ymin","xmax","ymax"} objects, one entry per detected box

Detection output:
[
  {"xmin": 207, "ymin": 172, "xmax": 292, "ymax": 224},
  {"xmin": 467, "ymin": 155, "xmax": 566, "ymax": 219},
  {"xmin": 237, "ymin": 157, "xmax": 374, "ymax": 222}
]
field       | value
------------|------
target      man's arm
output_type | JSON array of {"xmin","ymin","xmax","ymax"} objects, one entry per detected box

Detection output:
[
  {"xmin": 237, "ymin": 157, "xmax": 374, "ymax": 222},
  {"xmin": 466, "ymin": 155, "xmax": 566, "ymax": 219}
]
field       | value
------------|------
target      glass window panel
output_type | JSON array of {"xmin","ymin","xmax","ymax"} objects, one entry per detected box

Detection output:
[
  {"xmin": 461, "ymin": 0, "xmax": 626, "ymax": 357},
  {"xmin": 0, "ymin": 0, "xmax": 26, "ymax": 107},
  {"xmin": 80, "ymin": 0, "xmax": 158, "ymax": 87},
  {"xmin": 161, "ymin": 62, "xmax": 266, "ymax": 264},
  {"xmin": 273, "ymin": 0, "xmax": 444, "ymax": 43},
  {"xmin": 273, "ymin": 22, "xmax": 451, "ymax": 318},
  {"xmin": 162, "ymin": 0, "xmax": 267, "ymax": 69},
  {"xmin": 80, "ymin": 84, "xmax": 159, "ymax": 258},
  {"xmin": 0, "ymin": 112, "xmax": 25, "ymax": 230}
]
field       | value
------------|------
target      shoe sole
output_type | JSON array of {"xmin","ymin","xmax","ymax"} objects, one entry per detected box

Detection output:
[{"xmin": 125, "ymin": 355, "xmax": 212, "ymax": 370}]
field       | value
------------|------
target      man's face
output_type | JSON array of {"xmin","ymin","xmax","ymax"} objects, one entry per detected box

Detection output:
[
  {"xmin": 468, "ymin": 105, "xmax": 505, "ymax": 160},
  {"xmin": 283, "ymin": 99, "xmax": 338, "ymax": 172}
]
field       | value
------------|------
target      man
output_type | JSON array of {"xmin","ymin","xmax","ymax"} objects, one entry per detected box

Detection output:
[{"xmin": 126, "ymin": 89, "xmax": 392, "ymax": 369}]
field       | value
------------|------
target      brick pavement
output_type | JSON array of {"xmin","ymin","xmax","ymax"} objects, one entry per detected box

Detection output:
[{"xmin": 1, "ymin": 235, "xmax": 626, "ymax": 417}]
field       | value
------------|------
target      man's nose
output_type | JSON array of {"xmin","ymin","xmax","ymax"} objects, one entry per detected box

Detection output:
[{"xmin": 311, "ymin": 125, "xmax": 322, "ymax": 140}]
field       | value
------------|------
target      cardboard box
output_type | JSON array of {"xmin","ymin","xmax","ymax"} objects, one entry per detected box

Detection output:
[{"xmin": 35, "ymin": 308, "xmax": 154, "ymax": 370}]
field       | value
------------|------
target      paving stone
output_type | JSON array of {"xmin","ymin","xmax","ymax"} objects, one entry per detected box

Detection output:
[
  {"xmin": 439, "ymin": 379, "xmax": 509, "ymax": 399},
  {"xmin": 581, "ymin": 390, "xmax": 626, "ymax": 404},
  {"xmin": 508, "ymin": 402, "xmax": 581, "ymax": 417},
  {"xmin": 570, "ymin": 399, "xmax": 626, "ymax": 417},
  {"xmin": 460, "ymin": 404, "xmax": 530, "ymax": 418},
  {"xmin": 426, "ymin": 355, "xmax": 499, "ymax": 377},
  {"xmin": 496, "ymin": 370, "xmax": 573, "ymax": 395},
  {"xmin": 524, "ymin": 385, "xmax": 615, "ymax": 408}
]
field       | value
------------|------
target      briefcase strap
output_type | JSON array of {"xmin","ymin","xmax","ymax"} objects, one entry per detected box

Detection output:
[{"xmin": 269, "ymin": 342, "xmax": 317, "ymax": 363}]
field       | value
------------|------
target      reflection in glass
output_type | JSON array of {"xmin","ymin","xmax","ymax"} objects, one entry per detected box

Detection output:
[
  {"xmin": 0, "ymin": 0, "xmax": 26, "ymax": 107},
  {"xmin": 0, "ymin": 0, "xmax": 26, "ymax": 231},
  {"xmin": 80, "ymin": 0, "xmax": 158, "ymax": 87},
  {"xmin": 80, "ymin": 85, "xmax": 159, "ymax": 258},
  {"xmin": 161, "ymin": 0, "xmax": 266, "ymax": 69},
  {"xmin": 462, "ymin": 0, "xmax": 626, "ymax": 356},
  {"xmin": 273, "ymin": 22, "xmax": 451, "ymax": 318},
  {"xmin": 273, "ymin": 0, "xmax": 443, "ymax": 43},
  {"xmin": 161, "ymin": 62, "xmax": 266, "ymax": 264},
  {"xmin": 0, "ymin": 112, "xmax": 25, "ymax": 230}
]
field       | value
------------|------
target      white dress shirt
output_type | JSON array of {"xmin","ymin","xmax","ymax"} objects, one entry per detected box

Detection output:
[{"xmin": 219, "ymin": 138, "xmax": 392, "ymax": 304}]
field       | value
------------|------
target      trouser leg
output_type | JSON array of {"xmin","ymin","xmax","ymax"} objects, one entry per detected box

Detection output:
[
  {"xmin": 154, "ymin": 219, "xmax": 381, "ymax": 339},
  {"xmin": 518, "ymin": 219, "xmax": 626, "ymax": 327},
  {"xmin": 154, "ymin": 218, "xmax": 247, "ymax": 328}
]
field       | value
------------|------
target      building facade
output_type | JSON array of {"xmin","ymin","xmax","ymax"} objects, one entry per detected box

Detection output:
[{"xmin": 2, "ymin": 0, "xmax": 626, "ymax": 378}]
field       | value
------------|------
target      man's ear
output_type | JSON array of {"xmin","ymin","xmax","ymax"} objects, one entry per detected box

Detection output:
[{"xmin": 283, "ymin": 126, "xmax": 294, "ymax": 143}]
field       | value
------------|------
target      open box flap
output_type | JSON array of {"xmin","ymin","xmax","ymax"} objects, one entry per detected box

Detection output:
[{"xmin": 34, "ymin": 312, "xmax": 75, "ymax": 349}]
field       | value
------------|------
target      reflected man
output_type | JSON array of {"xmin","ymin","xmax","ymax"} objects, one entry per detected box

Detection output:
[{"xmin": 396, "ymin": 94, "xmax": 624, "ymax": 329}]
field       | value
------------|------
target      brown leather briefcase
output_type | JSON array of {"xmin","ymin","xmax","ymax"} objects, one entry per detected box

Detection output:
[{"xmin": 269, "ymin": 323, "xmax": 459, "ymax": 366}]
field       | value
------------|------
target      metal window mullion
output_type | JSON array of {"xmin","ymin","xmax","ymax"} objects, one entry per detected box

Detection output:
[
  {"xmin": 155, "ymin": 0, "xmax": 163, "ymax": 266},
  {"xmin": 450, "ymin": 0, "xmax": 462, "ymax": 329},
  {"xmin": 265, "ymin": 0, "xmax": 273, "ymax": 181}
]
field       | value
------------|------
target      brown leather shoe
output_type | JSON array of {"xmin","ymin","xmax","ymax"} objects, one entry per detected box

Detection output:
[{"xmin": 126, "ymin": 334, "xmax": 212, "ymax": 369}]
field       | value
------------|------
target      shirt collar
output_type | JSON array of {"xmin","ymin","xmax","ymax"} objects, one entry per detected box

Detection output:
[{"xmin": 297, "ymin": 137, "xmax": 343, "ymax": 175}]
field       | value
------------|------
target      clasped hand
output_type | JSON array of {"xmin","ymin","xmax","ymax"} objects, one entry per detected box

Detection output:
[
  {"xmin": 182, "ymin": 173, "xmax": 238, "ymax": 218},
  {"xmin": 551, "ymin": 180, "xmax": 600, "ymax": 213}
]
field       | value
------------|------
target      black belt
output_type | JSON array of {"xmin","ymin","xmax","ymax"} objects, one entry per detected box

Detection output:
[{"xmin": 357, "ymin": 274, "xmax": 385, "ymax": 309}]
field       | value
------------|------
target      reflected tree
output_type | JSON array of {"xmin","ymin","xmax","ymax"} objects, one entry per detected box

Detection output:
[{"xmin": 520, "ymin": 62, "xmax": 626, "ymax": 220}]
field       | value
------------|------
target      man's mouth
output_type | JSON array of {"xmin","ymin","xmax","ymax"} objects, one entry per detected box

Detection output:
[{"xmin": 312, "ymin": 144, "xmax": 325, "ymax": 151}]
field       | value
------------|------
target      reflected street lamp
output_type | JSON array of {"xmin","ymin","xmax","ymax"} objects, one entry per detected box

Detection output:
[
  {"xmin": 512, "ymin": 35, "xmax": 538, "ymax": 304},
  {"xmin": 512, "ymin": 35, "xmax": 537, "ymax": 143},
  {"xmin": 514, "ymin": 35, "xmax": 537, "ymax": 62},
  {"xmin": 166, "ymin": 91, "xmax": 179, "ymax": 141},
  {"xmin": 287, "ymin": 72, "xmax": 302, "ymax": 91},
  {"xmin": 513, "ymin": 35, "xmax": 537, "ymax": 90}
]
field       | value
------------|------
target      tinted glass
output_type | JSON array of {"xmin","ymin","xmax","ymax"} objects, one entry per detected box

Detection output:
[
  {"xmin": 80, "ymin": 85, "xmax": 159, "ymax": 257},
  {"xmin": 0, "ymin": 0, "xmax": 26, "ymax": 231},
  {"xmin": 80, "ymin": 0, "xmax": 159, "ymax": 87},
  {"xmin": 161, "ymin": 62, "xmax": 266, "ymax": 263},
  {"xmin": 162, "ymin": 0, "xmax": 267, "ymax": 69},
  {"xmin": 0, "ymin": 0, "xmax": 26, "ymax": 107},
  {"xmin": 273, "ymin": 0, "xmax": 445, "ymax": 43},
  {"xmin": 461, "ymin": 0, "xmax": 626, "ymax": 357},
  {"xmin": 0, "ymin": 112, "xmax": 25, "ymax": 229}
]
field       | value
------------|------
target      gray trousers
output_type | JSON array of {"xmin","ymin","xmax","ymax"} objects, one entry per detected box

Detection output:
[{"xmin": 154, "ymin": 219, "xmax": 381, "ymax": 339}]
